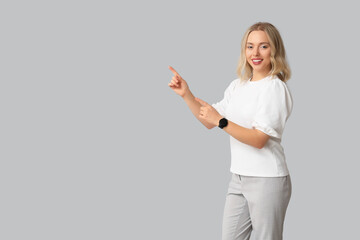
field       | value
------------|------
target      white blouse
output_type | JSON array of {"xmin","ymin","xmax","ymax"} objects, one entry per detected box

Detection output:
[{"xmin": 211, "ymin": 75, "xmax": 293, "ymax": 177}]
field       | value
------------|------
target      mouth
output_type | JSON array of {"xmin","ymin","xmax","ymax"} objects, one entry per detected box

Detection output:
[{"xmin": 251, "ymin": 58, "xmax": 263, "ymax": 65}]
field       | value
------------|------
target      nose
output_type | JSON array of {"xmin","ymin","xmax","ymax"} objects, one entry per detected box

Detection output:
[{"xmin": 253, "ymin": 47, "xmax": 260, "ymax": 56}]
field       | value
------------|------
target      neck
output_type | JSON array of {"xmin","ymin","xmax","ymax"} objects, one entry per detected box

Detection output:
[{"xmin": 251, "ymin": 69, "xmax": 271, "ymax": 81}]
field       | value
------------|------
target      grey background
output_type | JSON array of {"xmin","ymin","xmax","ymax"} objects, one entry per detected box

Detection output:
[{"xmin": 1, "ymin": 0, "xmax": 359, "ymax": 239}]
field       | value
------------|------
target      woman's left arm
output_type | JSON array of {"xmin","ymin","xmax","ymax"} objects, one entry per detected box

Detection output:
[
  {"xmin": 195, "ymin": 97, "xmax": 270, "ymax": 149},
  {"xmin": 222, "ymin": 120, "xmax": 270, "ymax": 149}
]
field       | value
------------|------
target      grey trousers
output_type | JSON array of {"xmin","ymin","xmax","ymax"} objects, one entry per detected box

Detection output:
[{"xmin": 222, "ymin": 173, "xmax": 292, "ymax": 240}]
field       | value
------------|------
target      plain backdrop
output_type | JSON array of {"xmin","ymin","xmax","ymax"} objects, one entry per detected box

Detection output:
[{"xmin": 1, "ymin": 0, "xmax": 359, "ymax": 239}]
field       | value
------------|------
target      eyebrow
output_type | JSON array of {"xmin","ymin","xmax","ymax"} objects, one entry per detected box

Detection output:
[{"xmin": 246, "ymin": 42, "xmax": 270, "ymax": 45}]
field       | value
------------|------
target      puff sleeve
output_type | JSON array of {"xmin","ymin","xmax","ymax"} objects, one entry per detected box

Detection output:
[
  {"xmin": 211, "ymin": 79, "xmax": 237, "ymax": 118},
  {"xmin": 251, "ymin": 80, "xmax": 293, "ymax": 139}
]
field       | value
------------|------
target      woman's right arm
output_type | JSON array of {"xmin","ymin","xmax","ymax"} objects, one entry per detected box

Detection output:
[{"xmin": 168, "ymin": 66, "xmax": 216, "ymax": 129}]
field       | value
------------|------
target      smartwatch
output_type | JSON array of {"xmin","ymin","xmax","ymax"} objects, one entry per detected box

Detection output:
[{"xmin": 218, "ymin": 117, "xmax": 228, "ymax": 129}]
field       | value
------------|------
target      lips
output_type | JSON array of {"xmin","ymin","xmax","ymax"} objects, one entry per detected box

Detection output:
[{"xmin": 252, "ymin": 58, "xmax": 263, "ymax": 65}]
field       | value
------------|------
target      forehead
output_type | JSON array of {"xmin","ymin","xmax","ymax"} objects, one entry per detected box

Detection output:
[{"xmin": 247, "ymin": 31, "xmax": 269, "ymax": 44}]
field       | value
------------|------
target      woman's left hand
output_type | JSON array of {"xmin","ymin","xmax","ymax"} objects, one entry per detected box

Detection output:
[{"xmin": 195, "ymin": 97, "xmax": 223, "ymax": 126}]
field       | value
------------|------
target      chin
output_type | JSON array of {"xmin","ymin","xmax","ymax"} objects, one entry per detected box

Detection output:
[
  {"xmin": 252, "ymin": 66, "xmax": 265, "ymax": 71},
  {"xmin": 253, "ymin": 64, "xmax": 270, "ymax": 71}
]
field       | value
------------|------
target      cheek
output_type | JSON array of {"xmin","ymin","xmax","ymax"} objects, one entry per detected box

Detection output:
[
  {"xmin": 261, "ymin": 52, "xmax": 271, "ymax": 63},
  {"xmin": 264, "ymin": 50, "xmax": 271, "ymax": 59}
]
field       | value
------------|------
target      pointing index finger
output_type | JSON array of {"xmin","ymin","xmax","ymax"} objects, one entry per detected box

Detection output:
[
  {"xmin": 168, "ymin": 65, "xmax": 181, "ymax": 78},
  {"xmin": 195, "ymin": 97, "xmax": 208, "ymax": 106}
]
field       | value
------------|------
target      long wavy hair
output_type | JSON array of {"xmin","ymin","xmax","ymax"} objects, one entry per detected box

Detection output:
[{"xmin": 236, "ymin": 22, "xmax": 291, "ymax": 83}]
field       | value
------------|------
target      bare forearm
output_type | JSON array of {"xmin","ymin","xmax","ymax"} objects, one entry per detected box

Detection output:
[
  {"xmin": 222, "ymin": 120, "xmax": 263, "ymax": 149},
  {"xmin": 182, "ymin": 91, "xmax": 216, "ymax": 129}
]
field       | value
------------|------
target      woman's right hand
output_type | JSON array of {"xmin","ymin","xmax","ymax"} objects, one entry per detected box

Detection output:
[{"xmin": 168, "ymin": 65, "xmax": 190, "ymax": 98}]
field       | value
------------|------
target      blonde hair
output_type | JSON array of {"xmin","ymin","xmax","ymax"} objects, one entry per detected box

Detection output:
[{"xmin": 236, "ymin": 22, "xmax": 291, "ymax": 83}]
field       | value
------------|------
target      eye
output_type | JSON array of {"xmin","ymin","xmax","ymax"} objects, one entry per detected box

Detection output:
[
  {"xmin": 247, "ymin": 46, "xmax": 252, "ymax": 49},
  {"xmin": 261, "ymin": 45, "xmax": 268, "ymax": 49}
]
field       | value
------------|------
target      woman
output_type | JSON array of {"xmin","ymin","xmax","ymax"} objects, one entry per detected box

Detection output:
[{"xmin": 168, "ymin": 22, "xmax": 293, "ymax": 240}]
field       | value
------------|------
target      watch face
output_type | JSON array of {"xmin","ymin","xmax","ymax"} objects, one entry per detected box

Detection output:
[{"xmin": 219, "ymin": 118, "xmax": 228, "ymax": 128}]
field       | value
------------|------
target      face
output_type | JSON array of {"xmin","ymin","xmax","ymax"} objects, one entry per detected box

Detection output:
[{"xmin": 245, "ymin": 30, "xmax": 272, "ymax": 75}]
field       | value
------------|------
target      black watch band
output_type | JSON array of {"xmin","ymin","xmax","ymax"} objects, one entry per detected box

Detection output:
[{"xmin": 218, "ymin": 117, "xmax": 228, "ymax": 129}]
